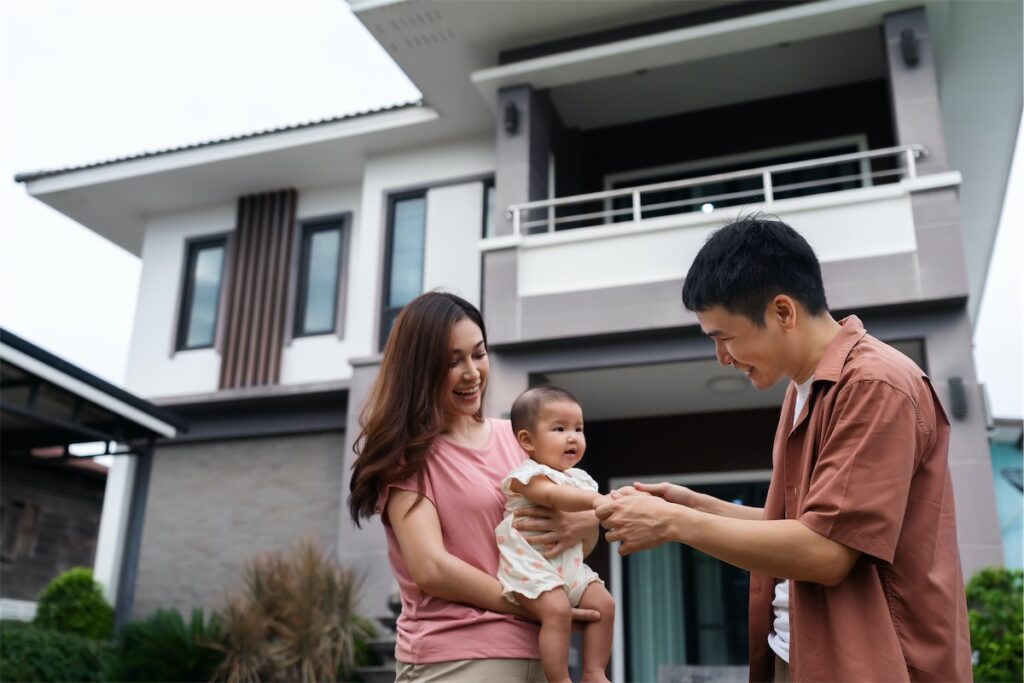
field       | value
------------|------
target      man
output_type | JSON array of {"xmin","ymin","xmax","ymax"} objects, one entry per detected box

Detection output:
[{"xmin": 595, "ymin": 217, "xmax": 972, "ymax": 682}]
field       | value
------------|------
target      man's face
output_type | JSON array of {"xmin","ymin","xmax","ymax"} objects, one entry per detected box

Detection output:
[{"xmin": 696, "ymin": 305, "xmax": 790, "ymax": 390}]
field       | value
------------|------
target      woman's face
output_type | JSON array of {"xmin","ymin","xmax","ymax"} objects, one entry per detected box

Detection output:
[{"xmin": 441, "ymin": 317, "xmax": 489, "ymax": 421}]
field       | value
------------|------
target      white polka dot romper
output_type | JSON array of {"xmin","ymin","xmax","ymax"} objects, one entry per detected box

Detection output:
[{"xmin": 495, "ymin": 461, "xmax": 604, "ymax": 607}]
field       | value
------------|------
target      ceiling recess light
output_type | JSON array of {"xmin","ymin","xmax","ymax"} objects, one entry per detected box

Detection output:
[
  {"xmin": 702, "ymin": 203, "xmax": 714, "ymax": 213},
  {"xmin": 706, "ymin": 375, "xmax": 750, "ymax": 394}
]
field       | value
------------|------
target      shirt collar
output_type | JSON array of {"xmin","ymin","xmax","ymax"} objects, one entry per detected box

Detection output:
[{"xmin": 812, "ymin": 315, "xmax": 867, "ymax": 383}]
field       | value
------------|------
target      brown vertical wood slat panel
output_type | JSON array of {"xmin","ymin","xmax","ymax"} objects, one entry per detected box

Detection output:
[
  {"xmin": 219, "ymin": 189, "xmax": 297, "ymax": 390},
  {"xmin": 252, "ymin": 192, "xmax": 275, "ymax": 385},
  {"xmin": 242, "ymin": 194, "xmax": 263, "ymax": 387},
  {"xmin": 220, "ymin": 198, "xmax": 251, "ymax": 388},
  {"xmin": 266, "ymin": 190, "xmax": 295, "ymax": 384}
]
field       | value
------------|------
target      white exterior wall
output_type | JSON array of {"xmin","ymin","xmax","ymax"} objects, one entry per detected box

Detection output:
[
  {"xmin": 424, "ymin": 182, "xmax": 485, "ymax": 307},
  {"xmin": 351, "ymin": 136, "xmax": 495, "ymax": 351},
  {"xmin": 124, "ymin": 136, "xmax": 494, "ymax": 396},
  {"xmin": 125, "ymin": 204, "xmax": 235, "ymax": 397}
]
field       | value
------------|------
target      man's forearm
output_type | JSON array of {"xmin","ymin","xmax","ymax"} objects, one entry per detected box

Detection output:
[
  {"xmin": 692, "ymin": 491, "xmax": 764, "ymax": 521},
  {"xmin": 669, "ymin": 507, "xmax": 855, "ymax": 585}
]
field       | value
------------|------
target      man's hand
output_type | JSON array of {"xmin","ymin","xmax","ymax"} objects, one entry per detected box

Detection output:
[
  {"xmin": 630, "ymin": 481, "xmax": 697, "ymax": 507},
  {"xmin": 595, "ymin": 494, "xmax": 681, "ymax": 555},
  {"xmin": 512, "ymin": 506, "xmax": 596, "ymax": 559}
]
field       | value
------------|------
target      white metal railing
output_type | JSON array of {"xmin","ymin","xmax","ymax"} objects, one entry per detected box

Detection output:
[{"xmin": 506, "ymin": 144, "xmax": 927, "ymax": 236}]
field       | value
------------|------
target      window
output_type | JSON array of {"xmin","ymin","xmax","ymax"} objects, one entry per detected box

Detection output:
[
  {"xmin": 176, "ymin": 236, "xmax": 227, "ymax": 351},
  {"xmin": 381, "ymin": 192, "xmax": 427, "ymax": 347},
  {"xmin": 607, "ymin": 138, "xmax": 869, "ymax": 224},
  {"xmin": 1, "ymin": 501, "xmax": 40, "ymax": 562},
  {"xmin": 623, "ymin": 479, "xmax": 769, "ymax": 679},
  {"xmin": 483, "ymin": 180, "xmax": 496, "ymax": 238},
  {"xmin": 294, "ymin": 217, "xmax": 347, "ymax": 337}
]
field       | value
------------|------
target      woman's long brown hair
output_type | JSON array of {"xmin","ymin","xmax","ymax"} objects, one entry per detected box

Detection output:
[{"xmin": 348, "ymin": 291, "xmax": 487, "ymax": 526}]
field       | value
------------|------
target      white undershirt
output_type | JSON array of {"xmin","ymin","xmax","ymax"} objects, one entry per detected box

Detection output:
[{"xmin": 767, "ymin": 375, "xmax": 814, "ymax": 664}]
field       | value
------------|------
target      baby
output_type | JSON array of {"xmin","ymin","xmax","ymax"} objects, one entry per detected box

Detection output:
[{"xmin": 496, "ymin": 386, "xmax": 615, "ymax": 683}]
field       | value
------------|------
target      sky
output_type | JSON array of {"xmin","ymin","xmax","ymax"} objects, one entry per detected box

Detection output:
[
  {"xmin": 0, "ymin": 0, "xmax": 1021, "ymax": 419},
  {"xmin": 0, "ymin": 0, "xmax": 418, "ymax": 381}
]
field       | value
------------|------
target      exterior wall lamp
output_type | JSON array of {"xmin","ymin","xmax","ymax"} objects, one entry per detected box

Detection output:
[
  {"xmin": 900, "ymin": 28, "xmax": 920, "ymax": 67},
  {"xmin": 503, "ymin": 102, "xmax": 520, "ymax": 135}
]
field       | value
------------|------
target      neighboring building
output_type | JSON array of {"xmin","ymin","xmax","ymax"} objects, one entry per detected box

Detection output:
[
  {"xmin": 0, "ymin": 328, "xmax": 184, "ymax": 627},
  {"xmin": 989, "ymin": 418, "xmax": 1023, "ymax": 570},
  {"xmin": 14, "ymin": 0, "xmax": 1021, "ymax": 678}
]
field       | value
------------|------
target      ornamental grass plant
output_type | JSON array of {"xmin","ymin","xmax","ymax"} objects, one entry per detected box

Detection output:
[{"xmin": 211, "ymin": 537, "xmax": 377, "ymax": 683}]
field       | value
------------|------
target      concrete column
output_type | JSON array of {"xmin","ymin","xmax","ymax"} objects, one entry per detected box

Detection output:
[
  {"xmin": 884, "ymin": 7, "xmax": 950, "ymax": 174},
  {"xmin": 922, "ymin": 310, "xmax": 1004, "ymax": 577},
  {"xmin": 337, "ymin": 356, "xmax": 394, "ymax": 618},
  {"xmin": 487, "ymin": 86, "xmax": 563, "ymax": 345},
  {"xmin": 93, "ymin": 456, "xmax": 136, "ymax": 606}
]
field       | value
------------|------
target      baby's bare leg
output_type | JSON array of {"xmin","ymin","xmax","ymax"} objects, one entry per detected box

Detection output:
[
  {"xmin": 516, "ymin": 588, "xmax": 573, "ymax": 683},
  {"xmin": 577, "ymin": 583, "xmax": 615, "ymax": 683}
]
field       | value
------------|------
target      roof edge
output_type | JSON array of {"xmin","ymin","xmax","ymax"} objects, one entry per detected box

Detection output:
[
  {"xmin": 14, "ymin": 99, "xmax": 424, "ymax": 184},
  {"xmin": 0, "ymin": 327, "xmax": 188, "ymax": 433}
]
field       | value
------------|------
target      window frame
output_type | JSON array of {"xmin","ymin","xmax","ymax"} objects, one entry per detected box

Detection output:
[
  {"xmin": 291, "ymin": 214, "xmax": 351, "ymax": 340},
  {"xmin": 174, "ymin": 233, "xmax": 229, "ymax": 352},
  {"xmin": 482, "ymin": 178, "xmax": 496, "ymax": 238},
  {"xmin": 379, "ymin": 189, "xmax": 428, "ymax": 350}
]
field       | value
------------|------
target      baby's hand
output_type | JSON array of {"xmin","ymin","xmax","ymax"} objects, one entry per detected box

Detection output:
[
  {"xmin": 592, "ymin": 493, "xmax": 614, "ymax": 510},
  {"xmin": 611, "ymin": 485, "xmax": 652, "ymax": 498}
]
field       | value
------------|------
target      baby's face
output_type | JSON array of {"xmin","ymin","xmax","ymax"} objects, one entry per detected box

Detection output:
[{"xmin": 526, "ymin": 400, "xmax": 586, "ymax": 471}]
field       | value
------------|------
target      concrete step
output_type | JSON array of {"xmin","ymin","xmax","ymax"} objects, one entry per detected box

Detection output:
[
  {"xmin": 354, "ymin": 664, "xmax": 396, "ymax": 682},
  {"xmin": 367, "ymin": 637, "xmax": 396, "ymax": 662}
]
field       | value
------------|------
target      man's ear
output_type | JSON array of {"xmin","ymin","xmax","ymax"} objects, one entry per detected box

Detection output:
[
  {"xmin": 772, "ymin": 295, "xmax": 798, "ymax": 331},
  {"xmin": 516, "ymin": 429, "xmax": 535, "ymax": 452}
]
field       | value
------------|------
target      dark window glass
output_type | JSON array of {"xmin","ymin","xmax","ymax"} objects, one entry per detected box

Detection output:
[
  {"xmin": 177, "ymin": 238, "xmax": 226, "ymax": 350},
  {"xmin": 483, "ymin": 181, "xmax": 496, "ymax": 238},
  {"xmin": 381, "ymin": 193, "xmax": 427, "ymax": 347},
  {"xmin": 623, "ymin": 480, "xmax": 770, "ymax": 679},
  {"xmin": 295, "ymin": 220, "xmax": 344, "ymax": 336}
]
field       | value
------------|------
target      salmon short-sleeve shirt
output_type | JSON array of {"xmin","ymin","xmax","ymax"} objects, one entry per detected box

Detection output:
[
  {"xmin": 377, "ymin": 418, "xmax": 541, "ymax": 664},
  {"xmin": 748, "ymin": 316, "xmax": 972, "ymax": 682}
]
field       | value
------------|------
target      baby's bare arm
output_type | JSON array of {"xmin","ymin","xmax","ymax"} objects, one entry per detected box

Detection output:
[{"xmin": 510, "ymin": 477, "xmax": 609, "ymax": 512}]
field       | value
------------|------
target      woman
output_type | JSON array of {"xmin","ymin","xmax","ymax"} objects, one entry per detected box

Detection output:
[{"xmin": 349, "ymin": 292, "xmax": 601, "ymax": 682}]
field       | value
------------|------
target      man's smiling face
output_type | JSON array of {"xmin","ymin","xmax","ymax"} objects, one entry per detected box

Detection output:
[{"xmin": 697, "ymin": 305, "xmax": 791, "ymax": 390}]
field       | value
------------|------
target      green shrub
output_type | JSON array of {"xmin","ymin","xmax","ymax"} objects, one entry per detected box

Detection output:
[
  {"xmin": 0, "ymin": 620, "xmax": 109, "ymax": 683},
  {"xmin": 106, "ymin": 608, "xmax": 223, "ymax": 683},
  {"xmin": 966, "ymin": 567, "xmax": 1023, "ymax": 683},
  {"xmin": 34, "ymin": 566, "xmax": 114, "ymax": 640}
]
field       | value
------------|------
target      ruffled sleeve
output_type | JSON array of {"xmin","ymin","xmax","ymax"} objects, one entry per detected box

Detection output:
[
  {"xmin": 566, "ymin": 468, "xmax": 599, "ymax": 492},
  {"xmin": 501, "ymin": 461, "xmax": 566, "ymax": 495}
]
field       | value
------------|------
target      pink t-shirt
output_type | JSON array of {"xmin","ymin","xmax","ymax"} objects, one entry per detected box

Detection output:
[{"xmin": 379, "ymin": 418, "xmax": 541, "ymax": 664}]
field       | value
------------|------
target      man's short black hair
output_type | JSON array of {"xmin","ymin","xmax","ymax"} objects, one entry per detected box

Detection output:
[
  {"xmin": 511, "ymin": 385, "xmax": 581, "ymax": 434},
  {"xmin": 681, "ymin": 215, "xmax": 829, "ymax": 325}
]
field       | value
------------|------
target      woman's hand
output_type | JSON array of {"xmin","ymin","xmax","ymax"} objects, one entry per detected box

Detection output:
[{"xmin": 512, "ymin": 506, "xmax": 598, "ymax": 559}]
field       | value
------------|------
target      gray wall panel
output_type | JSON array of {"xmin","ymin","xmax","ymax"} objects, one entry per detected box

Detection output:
[{"xmin": 133, "ymin": 431, "xmax": 344, "ymax": 618}]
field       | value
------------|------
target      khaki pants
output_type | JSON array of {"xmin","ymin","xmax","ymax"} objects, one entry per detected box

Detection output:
[
  {"xmin": 395, "ymin": 658, "xmax": 548, "ymax": 683},
  {"xmin": 774, "ymin": 655, "xmax": 791, "ymax": 683}
]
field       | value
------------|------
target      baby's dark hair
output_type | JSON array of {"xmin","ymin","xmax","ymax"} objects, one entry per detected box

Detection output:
[{"xmin": 510, "ymin": 385, "xmax": 581, "ymax": 434}]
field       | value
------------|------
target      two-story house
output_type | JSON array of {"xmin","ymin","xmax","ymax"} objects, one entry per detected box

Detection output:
[{"xmin": 15, "ymin": 0, "xmax": 1021, "ymax": 679}]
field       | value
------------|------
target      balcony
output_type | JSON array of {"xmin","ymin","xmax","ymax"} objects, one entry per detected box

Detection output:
[{"xmin": 481, "ymin": 145, "xmax": 964, "ymax": 344}]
